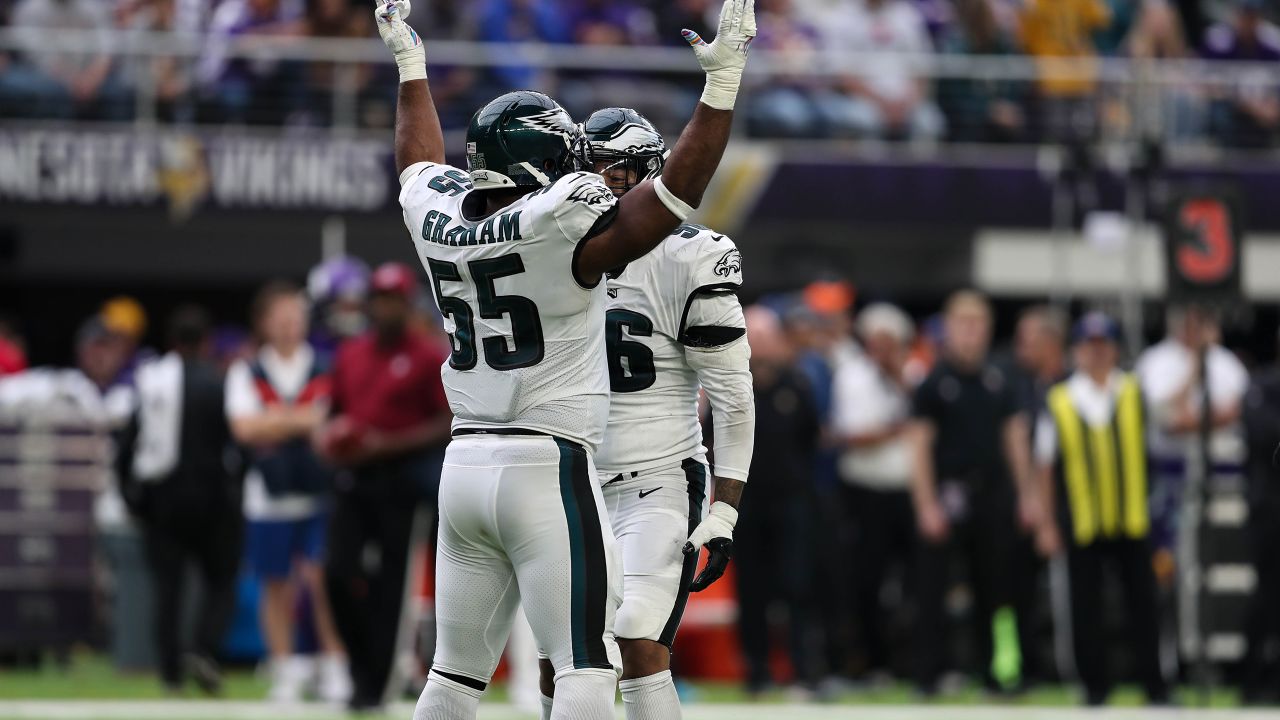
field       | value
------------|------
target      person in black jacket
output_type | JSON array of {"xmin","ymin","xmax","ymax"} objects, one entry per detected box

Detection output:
[
  {"xmin": 117, "ymin": 305, "xmax": 243, "ymax": 694},
  {"xmin": 1241, "ymin": 347, "xmax": 1280, "ymax": 704},
  {"xmin": 908, "ymin": 290, "xmax": 1039, "ymax": 695},
  {"xmin": 733, "ymin": 305, "xmax": 823, "ymax": 695}
]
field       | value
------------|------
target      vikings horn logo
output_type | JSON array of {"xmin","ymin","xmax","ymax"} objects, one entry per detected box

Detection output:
[{"xmin": 714, "ymin": 249, "xmax": 743, "ymax": 278}]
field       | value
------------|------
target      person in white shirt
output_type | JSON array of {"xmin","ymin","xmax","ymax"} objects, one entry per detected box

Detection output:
[
  {"xmin": 1134, "ymin": 304, "xmax": 1248, "ymax": 561},
  {"xmin": 832, "ymin": 302, "xmax": 915, "ymax": 679},
  {"xmin": 818, "ymin": 0, "xmax": 945, "ymax": 139},
  {"xmin": 224, "ymin": 281, "xmax": 349, "ymax": 704}
]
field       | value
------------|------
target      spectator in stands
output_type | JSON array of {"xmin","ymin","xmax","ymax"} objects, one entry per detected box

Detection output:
[
  {"xmin": 937, "ymin": 0, "xmax": 1028, "ymax": 142},
  {"xmin": 735, "ymin": 305, "xmax": 823, "ymax": 696},
  {"xmin": 475, "ymin": 0, "xmax": 569, "ymax": 94},
  {"xmin": 1240, "ymin": 330, "xmax": 1280, "ymax": 704},
  {"xmin": 318, "ymin": 263, "xmax": 451, "ymax": 712},
  {"xmin": 397, "ymin": 0, "xmax": 478, "ymax": 129},
  {"xmin": 301, "ymin": 0, "xmax": 372, "ymax": 126},
  {"xmin": 651, "ymin": 0, "xmax": 715, "ymax": 46},
  {"xmin": 117, "ymin": 0, "xmax": 208, "ymax": 122},
  {"xmin": 819, "ymin": 0, "xmax": 946, "ymax": 140},
  {"xmin": 1202, "ymin": 0, "xmax": 1280, "ymax": 147},
  {"xmin": 832, "ymin": 303, "xmax": 916, "ymax": 681},
  {"xmin": 0, "ymin": 0, "xmax": 129, "ymax": 119},
  {"xmin": 117, "ymin": 306, "xmax": 242, "ymax": 696},
  {"xmin": 224, "ymin": 281, "xmax": 350, "ymax": 705},
  {"xmin": 560, "ymin": 2, "xmax": 700, "ymax": 129},
  {"xmin": 198, "ymin": 0, "xmax": 306, "ymax": 124},
  {"xmin": 1020, "ymin": 0, "xmax": 1111, "ymax": 142},
  {"xmin": 1033, "ymin": 312, "xmax": 1169, "ymax": 706},
  {"xmin": 567, "ymin": 0, "xmax": 653, "ymax": 45},
  {"xmin": 1095, "ymin": 0, "xmax": 1141, "ymax": 55},
  {"xmin": 908, "ymin": 290, "xmax": 1039, "ymax": 695},
  {"xmin": 1127, "ymin": 0, "xmax": 1203, "ymax": 140},
  {"xmin": 1135, "ymin": 305, "xmax": 1248, "ymax": 589},
  {"xmin": 746, "ymin": 0, "xmax": 828, "ymax": 137}
]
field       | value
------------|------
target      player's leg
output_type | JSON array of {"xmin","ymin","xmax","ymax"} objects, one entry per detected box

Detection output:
[
  {"xmin": 607, "ymin": 459, "xmax": 709, "ymax": 720},
  {"xmin": 415, "ymin": 441, "xmax": 521, "ymax": 720},
  {"xmin": 506, "ymin": 437, "xmax": 621, "ymax": 720},
  {"xmin": 537, "ymin": 656, "xmax": 555, "ymax": 720}
]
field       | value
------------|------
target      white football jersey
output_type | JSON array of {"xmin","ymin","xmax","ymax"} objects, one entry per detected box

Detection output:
[
  {"xmin": 399, "ymin": 163, "xmax": 617, "ymax": 451},
  {"xmin": 594, "ymin": 223, "xmax": 745, "ymax": 477}
]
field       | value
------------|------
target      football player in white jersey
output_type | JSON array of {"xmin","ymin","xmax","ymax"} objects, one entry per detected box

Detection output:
[
  {"xmin": 535, "ymin": 108, "xmax": 755, "ymax": 720},
  {"xmin": 373, "ymin": 1, "xmax": 756, "ymax": 718}
]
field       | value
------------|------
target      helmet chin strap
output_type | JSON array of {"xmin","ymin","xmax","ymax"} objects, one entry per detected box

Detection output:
[{"xmin": 518, "ymin": 161, "xmax": 553, "ymax": 187}]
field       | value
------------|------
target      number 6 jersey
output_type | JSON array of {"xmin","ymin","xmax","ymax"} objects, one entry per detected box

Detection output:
[
  {"xmin": 399, "ymin": 163, "xmax": 617, "ymax": 451},
  {"xmin": 594, "ymin": 223, "xmax": 749, "ymax": 478}
]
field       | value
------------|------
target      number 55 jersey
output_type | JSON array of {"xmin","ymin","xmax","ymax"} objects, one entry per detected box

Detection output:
[{"xmin": 399, "ymin": 163, "xmax": 618, "ymax": 451}]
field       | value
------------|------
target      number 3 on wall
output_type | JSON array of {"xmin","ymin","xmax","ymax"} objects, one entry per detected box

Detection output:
[{"xmin": 1176, "ymin": 199, "xmax": 1235, "ymax": 285}]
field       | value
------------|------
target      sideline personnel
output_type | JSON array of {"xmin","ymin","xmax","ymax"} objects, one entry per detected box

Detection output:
[
  {"xmin": 318, "ymin": 262, "xmax": 452, "ymax": 712},
  {"xmin": 908, "ymin": 290, "xmax": 1039, "ymax": 694},
  {"xmin": 1033, "ymin": 312, "xmax": 1169, "ymax": 706}
]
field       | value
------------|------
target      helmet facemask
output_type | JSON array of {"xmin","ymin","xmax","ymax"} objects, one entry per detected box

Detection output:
[
  {"xmin": 589, "ymin": 148, "xmax": 665, "ymax": 197},
  {"xmin": 581, "ymin": 107, "xmax": 667, "ymax": 198}
]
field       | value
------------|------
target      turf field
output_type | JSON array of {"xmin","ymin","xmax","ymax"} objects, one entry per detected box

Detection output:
[
  {"xmin": 0, "ymin": 656, "xmax": 1268, "ymax": 720},
  {"xmin": 3, "ymin": 702, "xmax": 1280, "ymax": 720}
]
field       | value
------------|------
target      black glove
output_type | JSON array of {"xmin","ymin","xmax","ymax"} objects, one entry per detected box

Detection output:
[{"xmin": 683, "ymin": 536, "xmax": 734, "ymax": 592}]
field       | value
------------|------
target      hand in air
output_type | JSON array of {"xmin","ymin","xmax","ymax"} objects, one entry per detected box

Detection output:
[{"xmin": 681, "ymin": 0, "xmax": 756, "ymax": 110}]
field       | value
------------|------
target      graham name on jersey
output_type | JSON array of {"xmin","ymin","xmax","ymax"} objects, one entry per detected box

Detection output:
[{"xmin": 420, "ymin": 208, "xmax": 523, "ymax": 247}]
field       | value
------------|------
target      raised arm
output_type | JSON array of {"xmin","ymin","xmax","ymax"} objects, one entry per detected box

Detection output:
[
  {"xmin": 375, "ymin": 0, "xmax": 445, "ymax": 174},
  {"xmin": 575, "ymin": 0, "xmax": 755, "ymax": 284}
]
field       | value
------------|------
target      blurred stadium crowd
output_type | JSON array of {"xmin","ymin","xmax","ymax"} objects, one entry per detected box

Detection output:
[
  {"xmin": 2, "ymin": 265, "xmax": 1279, "ymax": 709},
  {"xmin": 2, "ymin": 0, "xmax": 1280, "ymax": 145}
]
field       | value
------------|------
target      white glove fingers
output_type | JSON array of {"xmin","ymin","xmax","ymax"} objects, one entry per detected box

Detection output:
[
  {"xmin": 729, "ymin": 0, "xmax": 745, "ymax": 38},
  {"xmin": 741, "ymin": 0, "xmax": 757, "ymax": 39},
  {"xmin": 716, "ymin": 0, "xmax": 735, "ymax": 37}
]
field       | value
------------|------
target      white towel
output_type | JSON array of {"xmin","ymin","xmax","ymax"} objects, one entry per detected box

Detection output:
[{"xmin": 133, "ymin": 352, "xmax": 184, "ymax": 482}]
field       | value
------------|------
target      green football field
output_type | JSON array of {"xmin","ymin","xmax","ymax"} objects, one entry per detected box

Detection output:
[{"xmin": 0, "ymin": 655, "xmax": 1264, "ymax": 720}]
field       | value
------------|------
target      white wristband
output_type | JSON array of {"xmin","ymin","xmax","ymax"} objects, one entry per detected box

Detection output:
[
  {"xmin": 395, "ymin": 46, "xmax": 427, "ymax": 83},
  {"xmin": 700, "ymin": 71, "xmax": 741, "ymax": 111},
  {"xmin": 653, "ymin": 176, "xmax": 694, "ymax": 221},
  {"xmin": 707, "ymin": 500, "xmax": 738, "ymax": 528}
]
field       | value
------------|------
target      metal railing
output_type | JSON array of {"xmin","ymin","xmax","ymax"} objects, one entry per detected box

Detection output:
[{"xmin": 0, "ymin": 27, "xmax": 1277, "ymax": 148}]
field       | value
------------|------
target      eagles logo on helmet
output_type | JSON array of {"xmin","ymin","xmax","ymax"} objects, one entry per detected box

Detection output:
[
  {"xmin": 582, "ymin": 107, "xmax": 667, "ymax": 196},
  {"xmin": 464, "ymin": 91, "xmax": 589, "ymax": 191}
]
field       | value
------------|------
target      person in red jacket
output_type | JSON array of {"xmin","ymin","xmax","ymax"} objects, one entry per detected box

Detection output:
[{"xmin": 318, "ymin": 262, "xmax": 452, "ymax": 712}]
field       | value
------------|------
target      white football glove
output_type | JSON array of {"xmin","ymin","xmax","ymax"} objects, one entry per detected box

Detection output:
[
  {"xmin": 374, "ymin": 0, "xmax": 426, "ymax": 82},
  {"xmin": 682, "ymin": 501, "xmax": 738, "ymax": 591},
  {"xmin": 681, "ymin": 0, "xmax": 756, "ymax": 110}
]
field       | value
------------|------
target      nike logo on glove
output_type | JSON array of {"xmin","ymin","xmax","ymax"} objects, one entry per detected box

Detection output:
[{"xmin": 638, "ymin": 488, "xmax": 661, "ymax": 499}]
